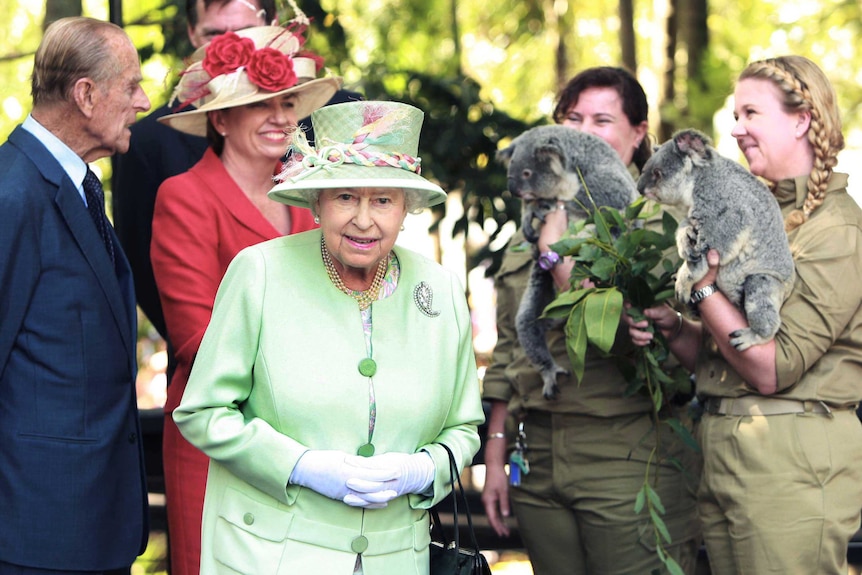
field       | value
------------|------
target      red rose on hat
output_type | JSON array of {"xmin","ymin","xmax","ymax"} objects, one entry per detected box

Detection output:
[
  {"xmin": 202, "ymin": 32, "xmax": 255, "ymax": 78},
  {"xmin": 246, "ymin": 47, "xmax": 297, "ymax": 92}
]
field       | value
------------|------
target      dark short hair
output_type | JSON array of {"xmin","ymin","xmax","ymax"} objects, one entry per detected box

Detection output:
[
  {"xmin": 31, "ymin": 17, "xmax": 124, "ymax": 107},
  {"xmin": 552, "ymin": 66, "xmax": 652, "ymax": 170},
  {"xmin": 186, "ymin": 0, "xmax": 277, "ymax": 30}
]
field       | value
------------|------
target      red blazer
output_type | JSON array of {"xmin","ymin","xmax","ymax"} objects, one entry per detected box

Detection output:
[{"xmin": 152, "ymin": 148, "xmax": 316, "ymax": 410}]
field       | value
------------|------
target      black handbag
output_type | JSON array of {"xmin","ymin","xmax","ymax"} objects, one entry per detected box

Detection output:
[{"xmin": 429, "ymin": 444, "xmax": 492, "ymax": 575}]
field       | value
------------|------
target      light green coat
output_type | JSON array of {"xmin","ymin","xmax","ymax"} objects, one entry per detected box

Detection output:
[{"xmin": 174, "ymin": 229, "xmax": 483, "ymax": 575}]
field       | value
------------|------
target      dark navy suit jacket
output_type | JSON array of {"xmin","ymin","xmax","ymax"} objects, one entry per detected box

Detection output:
[{"xmin": 0, "ymin": 126, "xmax": 148, "ymax": 570}]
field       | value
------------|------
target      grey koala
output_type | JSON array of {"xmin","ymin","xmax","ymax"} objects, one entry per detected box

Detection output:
[
  {"xmin": 498, "ymin": 125, "xmax": 638, "ymax": 399},
  {"xmin": 637, "ymin": 129, "xmax": 795, "ymax": 350}
]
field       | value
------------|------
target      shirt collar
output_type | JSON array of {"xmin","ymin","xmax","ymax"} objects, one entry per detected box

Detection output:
[
  {"xmin": 22, "ymin": 114, "xmax": 89, "ymax": 196},
  {"xmin": 773, "ymin": 172, "xmax": 850, "ymax": 211}
]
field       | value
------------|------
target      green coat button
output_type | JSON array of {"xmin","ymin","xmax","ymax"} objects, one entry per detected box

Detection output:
[
  {"xmin": 243, "ymin": 513, "xmax": 254, "ymax": 525},
  {"xmin": 351, "ymin": 535, "xmax": 369, "ymax": 553},
  {"xmin": 358, "ymin": 358, "xmax": 377, "ymax": 377}
]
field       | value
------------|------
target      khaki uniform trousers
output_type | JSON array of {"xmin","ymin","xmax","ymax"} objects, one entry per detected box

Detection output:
[
  {"xmin": 508, "ymin": 411, "xmax": 701, "ymax": 575},
  {"xmin": 697, "ymin": 407, "xmax": 862, "ymax": 575}
]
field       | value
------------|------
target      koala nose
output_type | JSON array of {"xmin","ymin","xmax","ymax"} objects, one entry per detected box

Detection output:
[{"xmin": 507, "ymin": 177, "xmax": 522, "ymax": 197}]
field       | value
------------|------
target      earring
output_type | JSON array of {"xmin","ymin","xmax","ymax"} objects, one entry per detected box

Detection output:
[
  {"xmin": 400, "ymin": 225, "xmax": 405, "ymax": 231},
  {"xmin": 221, "ymin": 132, "xmax": 227, "ymax": 137},
  {"xmin": 314, "ymin": 216, "xmax": 320, "ymax": 224}
]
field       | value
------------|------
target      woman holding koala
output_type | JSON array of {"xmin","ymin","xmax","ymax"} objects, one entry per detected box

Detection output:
[
  {"xmin": 629, "ymin": 55, "xmax": 862, "ymax": 574},
  {"xmin": 481, "ymin": 66, "xmax": 701, "ymax": 575}
]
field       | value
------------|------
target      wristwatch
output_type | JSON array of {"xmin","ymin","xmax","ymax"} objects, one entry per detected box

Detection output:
[
  {"xmin": 537, "ymin": 251, "xmax": 561, "ymax": 271},
  {"xmin": 689, "ymin": 283, "xmax": 719, "ymax": 312}
]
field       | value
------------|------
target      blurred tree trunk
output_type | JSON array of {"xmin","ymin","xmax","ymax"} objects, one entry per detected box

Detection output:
[
  {"xmin": 43, "ymin": 0, "xmax": 82, "ymax": 30},
  {"xmin": 683, "ymin": 0, "xmax": 711, "ymax": 133},
  {"xmin": 659, "ymin": 0, "xmax": 678, "ymax": 142},
  {"xmin": 554, "ymin": 0, "xmax": 575, "ymax": 91},
  {"xmin": 619, "ymin": 0, "xmax": 636, "ymax": 72},
  {"xmin": 685, "ymin": 0, "xmax": 708, "ymax": 81},
  {"xmin": 450, "ymin": 0, "xmax": 462, "ymax": 75}
]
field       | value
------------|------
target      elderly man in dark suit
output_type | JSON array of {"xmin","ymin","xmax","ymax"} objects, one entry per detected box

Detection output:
[{"xmin": 0, "ymin": 17, "xmax": 150, "ymax": 574}]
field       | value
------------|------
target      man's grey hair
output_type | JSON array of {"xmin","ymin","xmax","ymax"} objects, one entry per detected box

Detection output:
[{"xmin": 31, "ymin": 17, "xmax": 124, "ymax": 107}]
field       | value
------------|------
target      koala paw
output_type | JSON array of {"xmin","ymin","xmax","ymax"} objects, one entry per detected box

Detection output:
[
  {"xmin": 674, "ymin": 272, "xmax": 695, "ymax": 304},
  {"xmin": 728, "ymin": 327, "xmax": 772, "ymax": 351},
  {"xmin": 541, "ymin": 364, "xmax": 569, "ymax": 400}
]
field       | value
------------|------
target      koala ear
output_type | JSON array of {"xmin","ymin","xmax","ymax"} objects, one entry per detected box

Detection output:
[
  {"xmin": 535, "ymin": 137, "xmax": 567, "ymax": 168},
  {"xmin": 674, "ymin": 129, "xmax": 712, "ymax": 164},
  {"xmin": 496, "ymin": 141, "xmax": 516, "ymax": 165}
]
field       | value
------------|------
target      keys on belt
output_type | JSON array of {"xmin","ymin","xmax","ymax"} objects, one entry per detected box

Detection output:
[{"xmin": 509, "ymin": 421, "xmax": 530, "ymax": 486}]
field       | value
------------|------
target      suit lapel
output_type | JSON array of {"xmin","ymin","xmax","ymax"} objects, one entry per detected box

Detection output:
[
  {"xmin": 55, "ymin": 175, "xmax": 134, "ymax": 353},
  {"xmin": 10, "ymin": 127, "xmax": 134, "ymax": 353}
]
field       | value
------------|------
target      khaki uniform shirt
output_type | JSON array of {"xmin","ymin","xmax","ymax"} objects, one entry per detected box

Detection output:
[{"xmin": 696, "ymin": 173, "xmax": 862, "ymax": 407}]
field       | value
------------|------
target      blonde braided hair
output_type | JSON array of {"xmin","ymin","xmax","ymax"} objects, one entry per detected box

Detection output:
[{"xmin": 738, "ymin": 56, "xmax": 844, "ymax": 232}]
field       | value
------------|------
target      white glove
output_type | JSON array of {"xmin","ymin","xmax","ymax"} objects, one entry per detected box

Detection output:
[
  {"xmin": 343, "ymin": 451, "xmax": 435, "ymax": 507},
  {"xmin": 289, "ymin": 450, "xmax": 398, "ymax": 506}
]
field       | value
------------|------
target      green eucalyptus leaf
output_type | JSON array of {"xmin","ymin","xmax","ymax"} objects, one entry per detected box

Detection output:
[
  {"xmin": 665, "ymin": 455, "xmax": 684, "ymax": 472},
  {"xmin": 650, "ymin": 508, "xmax": 672, "ymax": 544},
  {"xmin": 654, "ymin": 288, "xmax": 676, "ymax": 303},
  {"xmin": 665, "ymin": 418, "xmax": 701, "ymax": 453},
  {"xmin": 543, "ymin": 287, "xmax": 593, "ymax": 319},
  {"xmin": 625, "ymin": 197, "xmax": 648, "ymax": 220},
  {"xmin": 665, "ymin": 558, "xmax": 686, "ymax": 575},
  {"xmin": 552, "ymin": 236, "xmax": 588, "ymax": 257},
  {"xmin": 617, "ymin": 229, "xmax": 645, "ymax": 258},
  {"xmin": 602, "ymin": 206, "xmax": 626, "ymax": 229},
  {"xmin": 626, "ymin": 306, "xmax": 646, "ymax": 323},
  {"xmin": 592, "ymin": 209, "xmax": 614, "ymax": 243},
  {"xmin": 646, "ymin": 484, "xmax": 666, "ymax": 514},
  {"xmin": 640, "ymin": 229, "xmax": 670, "ymax": 249},
  {"xmin": 584, "ymin": 289, "xmax": 623, "ymax": 353},
  {"xmin": 624, "ymin": 376, "xmax": 645, "ymax": 397},
  {"xmin": 565, "ymin": 302, "xmax": 588, "ymax": 384},
  {"xmin": 634, "ymin": 485, "xmax": 646, "ymax": 513},
  {"xmin": 662, "ymin": 210, "xmax": 680, "ymax": 236},
  {"xmin": 590, "ymin": 257, "xmax": 617, "ymax": 282},
  {"xmin": 626, "ymin": 275, "xmax": 656, "ymax": 308},
  {"xmin": 652, "ymin": 385, "xmax": 664, "ymax": 411}
]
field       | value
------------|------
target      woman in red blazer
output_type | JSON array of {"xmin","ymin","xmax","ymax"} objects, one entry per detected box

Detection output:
[{"xmin": 151, "ymin": 25, "xmax": 340, "ymax": 575}]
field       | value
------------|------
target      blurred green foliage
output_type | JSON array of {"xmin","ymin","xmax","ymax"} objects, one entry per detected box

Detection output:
[{"xmin": 2, "ymin": 0, "xmax": 862, "ymax": 275}]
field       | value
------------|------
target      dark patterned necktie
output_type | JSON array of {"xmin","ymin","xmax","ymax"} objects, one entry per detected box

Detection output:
[{"xmin": 83, "ymin": 168, "xmax": 115, "ymax": 265}]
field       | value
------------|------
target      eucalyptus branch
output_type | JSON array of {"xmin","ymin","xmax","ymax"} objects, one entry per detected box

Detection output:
[{"xmin": 541, "ymin": 192, "xmax": 698, "ymax": 574}]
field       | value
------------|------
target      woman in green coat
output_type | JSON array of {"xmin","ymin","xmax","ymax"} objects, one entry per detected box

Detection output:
[{"xmin": 174, "ymin": 101, "xmax": 484, "ymax": 574}]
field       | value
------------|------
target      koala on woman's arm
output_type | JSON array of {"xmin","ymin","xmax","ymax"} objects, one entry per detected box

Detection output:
[{"xmin": 691, "ymin": 250, "xmax": 778, "ymax": 395}]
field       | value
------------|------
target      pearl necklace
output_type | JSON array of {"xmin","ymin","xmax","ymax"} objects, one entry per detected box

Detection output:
[{"xmin": 321, "ymin": 237, "xmax": 389, "ymax": 310}]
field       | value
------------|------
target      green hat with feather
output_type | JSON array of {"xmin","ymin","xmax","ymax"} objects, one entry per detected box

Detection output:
[{"xmin": 269, "ymin": 101, "xmax": 446, "ymax": 209}]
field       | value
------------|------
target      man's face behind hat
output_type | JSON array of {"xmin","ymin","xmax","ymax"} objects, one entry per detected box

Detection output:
[{"xmin": 189, "ymin": 0, "xmax": 268, "ymax": 49}]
